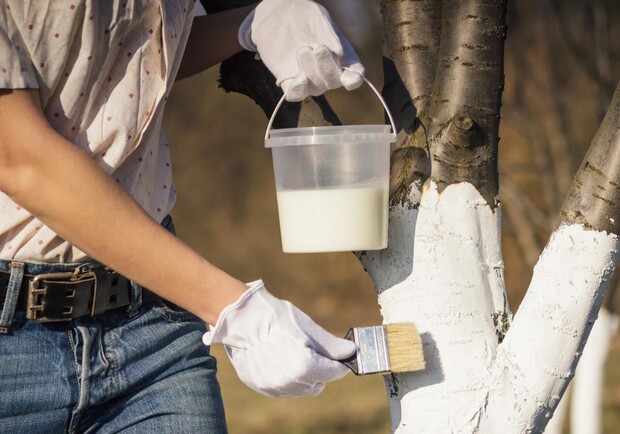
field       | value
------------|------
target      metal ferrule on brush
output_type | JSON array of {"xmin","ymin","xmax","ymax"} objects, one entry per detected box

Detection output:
[{"xmin": 343, "ymin": 325, "xmax": 390, "ymax": 375}]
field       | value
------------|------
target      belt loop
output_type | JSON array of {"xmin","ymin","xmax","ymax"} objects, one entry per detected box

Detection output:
[
  {"xmin": 162, "ymin": 215, "xmax": 176, "ymax": 235},
  {"xmin": 126, "ymin": 280, "xmax": 143, "ymax": 318},
  {"xmin": 0, "ymin": 262, "xmax": 25, "ymax": 333}
]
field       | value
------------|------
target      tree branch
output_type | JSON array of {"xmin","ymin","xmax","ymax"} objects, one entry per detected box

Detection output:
[{"xmin": 558, "ymin": 82, "xmax": 620, "ymax": 234}]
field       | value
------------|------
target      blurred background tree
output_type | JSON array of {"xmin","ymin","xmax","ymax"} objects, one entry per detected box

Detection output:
[{"xmin": 163, "ymin": 0, "xmax": 620, "ymax": 432}]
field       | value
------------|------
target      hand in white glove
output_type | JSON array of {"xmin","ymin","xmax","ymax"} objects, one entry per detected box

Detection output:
[
  {"xmin": 238, "ymin": 0, "xmax": 365, "ymax": 101},
  {"xmin": 202, "ymin": 280, "xmax": 356, "ymax": 397}
]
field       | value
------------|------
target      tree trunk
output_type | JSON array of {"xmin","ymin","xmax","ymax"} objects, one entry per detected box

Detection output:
[
  {"xmin": 207, "ymin": 0, "xmax": 620, "ymax": 432},
  {"xmin": 363, "ymin": 1, "xmax": 512, "ymax": 429}
]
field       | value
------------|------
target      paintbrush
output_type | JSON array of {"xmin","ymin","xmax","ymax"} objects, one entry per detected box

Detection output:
[{"xmin": 340, "ymin": 323, "xmax": 425, "ymax": 375}]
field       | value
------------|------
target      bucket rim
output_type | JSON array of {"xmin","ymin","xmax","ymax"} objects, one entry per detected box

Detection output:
[{"xmin": 265, "ymin": 124, "xmax": 397, "ymax": 148}]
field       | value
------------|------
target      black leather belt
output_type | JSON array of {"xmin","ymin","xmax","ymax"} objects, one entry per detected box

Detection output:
[{"xmin": 0, "ymin": 267, "xmax": 160, "ymax": 322}]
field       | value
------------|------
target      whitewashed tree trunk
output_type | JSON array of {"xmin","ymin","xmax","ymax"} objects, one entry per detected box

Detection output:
[
  {"xmin": 367, "ymin": 0, "xmax": 620, "ymax": 428},
  {"xmin": 361, "ymin": 185, "xmax": 620, "ymax": 432},
  {"xmin": 362, "ymin": 182, "xmax": 510, "ymax": 432},
  {"xmin": 368, "ymin": 80, "xmax": 620, "ymax": 431},
  {"xmin": 544, "ymin": 384, "xmax": 569, "ymax": 434}
]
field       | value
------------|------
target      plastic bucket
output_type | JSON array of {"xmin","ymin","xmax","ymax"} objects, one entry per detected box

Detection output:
[{"xmin": 265, "ymin": 75, "xmax": 397, "ymax": 253}]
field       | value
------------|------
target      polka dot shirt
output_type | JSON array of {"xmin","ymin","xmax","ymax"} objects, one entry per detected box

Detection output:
[{"xmin": 0, "ymin": 0, "xmax": 195, "ymax": 262}]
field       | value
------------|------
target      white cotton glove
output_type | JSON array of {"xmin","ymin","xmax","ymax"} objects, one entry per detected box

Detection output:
[
  {"xmin": 238, "ymin": 0, "xmax": 365, "ymax": 101},
  {"xmin": 202, "ymin": 280, "xmax": 356, "ymax": 397}
]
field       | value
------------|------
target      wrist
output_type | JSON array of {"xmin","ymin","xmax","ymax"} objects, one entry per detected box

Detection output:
[
  {"xmin": 192, "ymin": 264, "xmax": 249, "ymax": 325},
  {"xmin": 207, "ymin": 282, "xmax": 249, "ymax": 326},
  {"xmin": 237, "ymin": 6, "xmax": 257, "ymax": 51}
]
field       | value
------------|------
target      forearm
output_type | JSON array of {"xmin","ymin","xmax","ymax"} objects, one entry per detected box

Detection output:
[
  {"xmin": 177, "ymin": 4, "xmax": 257, "ymax": 80},
  {"xmin": 0, "ymin": 89, "xmax": 246, "ymax": 325}
]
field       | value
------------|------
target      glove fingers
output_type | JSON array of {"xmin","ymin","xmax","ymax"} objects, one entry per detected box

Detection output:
[
  {"xmin": 306, "ymin": 352, "xmax": 352, "ymax": 383},
  {"xmin": 276, "ymin": 342, "xmax": 351, "ymax": 388},
  {"xmin": 296, "ymin": 47, "xmax": 326, "ymax": 97},
  {"xmin": 297, "ymin": 46, "xmax": 341, "ymax": 96},
  {"xmin": 311, "ymin": 46, "xmax": 344, "ymax": 91},
  {"xmin": 287, "ymin": 302, "xmax": 357, "ymax": 360},
  {"xmin": 311, "ymin": 333, "xmax": 357, "ymax": 361},
  {"xmin": 232, "ymin": 343, "xmax": 327, "ymax": 398},
  {"xmin": 281, "ymin": 76, "xmax": 309, "ymax": 102},
  {"xmin": 340, "ymin": 62, "xmax": 365, "ymax": 91}
]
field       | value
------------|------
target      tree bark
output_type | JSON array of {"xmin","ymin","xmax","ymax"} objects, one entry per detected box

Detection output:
[
  {"xmin": 424, "ymin": 0, "xmax": 505, "ymax": 203},
  {"xmin": 380, "ymin": 0, "xmax": 438, "ymax": 204},
  {"xmin": 558, "ymin": 84, "xmax": 620, "ymax": 234}
]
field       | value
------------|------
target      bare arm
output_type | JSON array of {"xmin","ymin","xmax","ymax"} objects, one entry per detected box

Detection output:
[
  {"xmin": 0, "ymin": 89, "xmax": 247, "ymax": 325},
  {"xmin": 177, "ymin": 4, "xmax": 257, "ymax": 80}
]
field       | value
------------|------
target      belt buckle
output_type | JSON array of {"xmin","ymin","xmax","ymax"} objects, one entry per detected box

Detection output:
[{"xmin": 26, "ymin": 269, "xmax": 96, "ymax": 322}]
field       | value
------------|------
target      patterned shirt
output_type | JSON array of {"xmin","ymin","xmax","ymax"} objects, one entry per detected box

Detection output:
[{"xmin": 0, "ymin": 0, "xmax": 195, "ymax": 261}]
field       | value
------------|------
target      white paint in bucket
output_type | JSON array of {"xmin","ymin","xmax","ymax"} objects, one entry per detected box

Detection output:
[
  {"xmin": 265, "ymin": 71, "xmax": 396, "ymax": 253},
  {"xmin": 276, "ymin": 186, "xmax": 388, "ymax": 253}
]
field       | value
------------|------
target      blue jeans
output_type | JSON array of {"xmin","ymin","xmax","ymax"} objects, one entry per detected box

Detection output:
[{"xmin": 0, "ymin": 221, "xmax": 228, "ymax": 433}]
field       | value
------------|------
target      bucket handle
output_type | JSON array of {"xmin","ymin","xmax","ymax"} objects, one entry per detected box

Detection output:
[{"xmin": 264, "ymin": 67, "xmax": 397, "ymax": 141}]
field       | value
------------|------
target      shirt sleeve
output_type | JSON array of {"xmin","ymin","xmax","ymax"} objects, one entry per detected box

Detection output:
[{"xmin": 0, "ymin": 6, "xmax": 39, "ymax": 89}]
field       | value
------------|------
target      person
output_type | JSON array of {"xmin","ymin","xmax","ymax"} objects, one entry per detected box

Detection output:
[{"xmin": 0, "ymin": 0, "xmax": 366, "ymax": 432}]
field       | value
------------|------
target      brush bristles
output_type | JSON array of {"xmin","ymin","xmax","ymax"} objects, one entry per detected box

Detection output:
[{"xmin": 385, "ymin": 322, "xmax": 425, "ymax": 373}]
